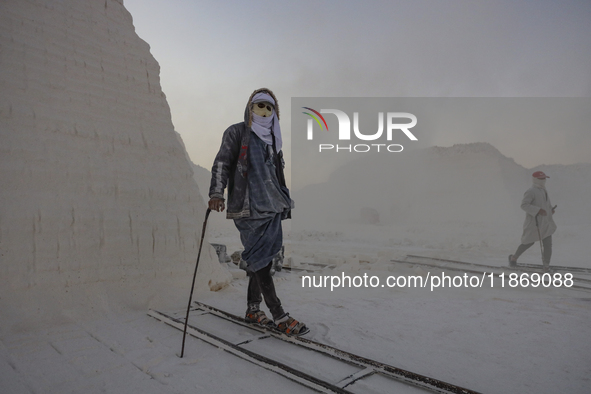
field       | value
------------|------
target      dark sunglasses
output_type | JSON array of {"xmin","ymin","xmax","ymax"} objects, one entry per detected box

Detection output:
[{"xmin": 255, "ymin": 102, "xmax": 273, "ymax": 111}]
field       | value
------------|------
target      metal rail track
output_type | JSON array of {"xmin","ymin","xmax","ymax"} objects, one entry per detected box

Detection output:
[
  {"xmin": 148, "ymin": 303, "xmax": 482, "ymax": 394},
  {"xmin": 149, "ymin": 309, "xmax": 348, "ymax": 393},
  {"xmin": 406, "ymin": 254, "xmax": 591, "ymax": 275},
  {"xmin": 396, "ymin": 255, "xmax": 591, "ymax": 291}
]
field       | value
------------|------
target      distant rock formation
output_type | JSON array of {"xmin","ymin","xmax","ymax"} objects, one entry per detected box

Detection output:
[
  {"xmin": 295, "ymin": 142, "xmax": 590, "ymax": 229},
  {"xmin": 0, "ymin": 0, "xmax": 231, "ymax": 323},
  {"xmin": 191, "ymin": 162, "xmax": 213, "ymax": 204}
]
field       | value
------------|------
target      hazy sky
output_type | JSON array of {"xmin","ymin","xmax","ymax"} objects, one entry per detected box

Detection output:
[{"xmin": 124, "ymin": 0, "xmax": 591, "ymax": 178}]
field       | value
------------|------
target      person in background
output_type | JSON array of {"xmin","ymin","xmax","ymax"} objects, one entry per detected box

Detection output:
[{"xmin": 509, "ymin": 171, "xmax": 556, "ymax": 271}]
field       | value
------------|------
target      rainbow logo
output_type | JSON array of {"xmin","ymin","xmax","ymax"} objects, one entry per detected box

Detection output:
[{"xmin": 302, "ymin": 107, "xmax": 329, "ymax": 131}]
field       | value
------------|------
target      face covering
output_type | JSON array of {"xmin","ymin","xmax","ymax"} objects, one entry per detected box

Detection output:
[
  {"xmin": 533, "ymin": 177, "xmax": 546, "ymax": 189},
  {"xmin": 252, "ymin": 101, "xmax": 273, "ymax": 117},
  {"xmin": 250, "ymin": 92, "xmax": 282, "ymax": 151}
]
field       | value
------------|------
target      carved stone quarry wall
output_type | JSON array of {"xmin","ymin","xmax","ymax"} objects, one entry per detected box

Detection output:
[{"xmin": 0, "ymin": 0, "xmax": 230, "ymax": 324}]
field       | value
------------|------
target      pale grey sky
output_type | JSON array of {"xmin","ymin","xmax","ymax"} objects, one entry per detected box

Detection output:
[{"xmin": 124, "ymin": 0, "xmax": 591, "ymax": 179}]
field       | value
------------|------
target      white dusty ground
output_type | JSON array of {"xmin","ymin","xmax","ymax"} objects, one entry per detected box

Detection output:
[{"xmin": 2, "ymin": 222, "xmax": 590, "ymax": 394}]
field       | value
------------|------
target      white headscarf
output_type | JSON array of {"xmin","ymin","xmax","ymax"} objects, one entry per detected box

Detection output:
[{"xmin": 251, "ymin": 92, "xmax": 282, "ymax": 151}]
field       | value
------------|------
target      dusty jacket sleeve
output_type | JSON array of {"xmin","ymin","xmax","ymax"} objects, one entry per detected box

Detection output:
[
  {"xmin": 520, "ymin": 188, "xmax": 541, "ymax": 217},
  {"xmin": 209, "ymin": 126, "xmax": 240, "ymax": 200}
]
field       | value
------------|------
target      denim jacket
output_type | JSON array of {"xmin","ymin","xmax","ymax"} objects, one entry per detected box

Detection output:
[{"xmin": 209, "ymin": 89, "xmax": 288, "ymax": 219}]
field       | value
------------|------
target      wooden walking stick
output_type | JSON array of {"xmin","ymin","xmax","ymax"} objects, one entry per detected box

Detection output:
[
  {"xmin": 180, "ymin": 208, "xmax": 211, "ymax": 358},
  {"xmin": 535, "ymin": 213, "xmax": 544, "ymax": 263}
]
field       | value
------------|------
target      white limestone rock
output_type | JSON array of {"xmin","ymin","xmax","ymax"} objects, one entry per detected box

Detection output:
[{"xmin": 0, "ymin": 0, "xmax": 231, "ymax": 324}]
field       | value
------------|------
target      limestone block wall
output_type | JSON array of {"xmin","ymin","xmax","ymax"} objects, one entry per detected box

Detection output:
[{"xmin": 0, "ymin": 0, "xmax": 230, "ymax": 321}]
